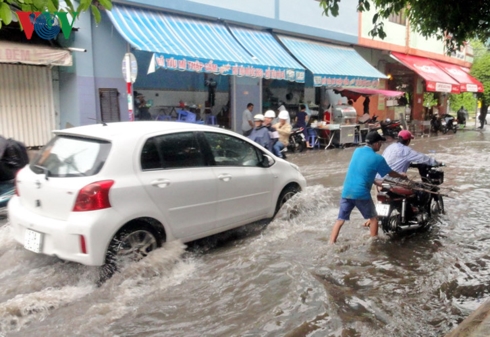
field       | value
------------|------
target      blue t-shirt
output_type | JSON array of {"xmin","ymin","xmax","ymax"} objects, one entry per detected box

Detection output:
[{"xmin": 341, "ymin": 146, "xmax": 392, "ymax": 200}]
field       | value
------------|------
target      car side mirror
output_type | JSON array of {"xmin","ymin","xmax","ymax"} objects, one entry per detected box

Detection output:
[{"xmin": 261, "ymin": 154, "xmax": 274, "ymax": 167}]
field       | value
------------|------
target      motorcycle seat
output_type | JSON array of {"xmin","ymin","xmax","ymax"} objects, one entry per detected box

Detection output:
[{"xmin": 390, "ymin": 186, "xmax": 414, "ymax": 196}]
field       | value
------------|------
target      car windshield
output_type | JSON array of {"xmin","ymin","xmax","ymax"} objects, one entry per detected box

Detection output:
[{"xmin": 31, "ymin": 135, "xmax": 111, "ymax": 177}]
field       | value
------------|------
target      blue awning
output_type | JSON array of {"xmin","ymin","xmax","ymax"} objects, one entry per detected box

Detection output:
[
  {"xmin": 278, "ymin": 35, "xmax": 387, "ymax": 88},
  {"xmin": 107, "ymin": 5, "xmax": 305, "ymax": 82},
  {"xmin": 228, "ymin": 26, "xmax": 305, "ymax": 82}
]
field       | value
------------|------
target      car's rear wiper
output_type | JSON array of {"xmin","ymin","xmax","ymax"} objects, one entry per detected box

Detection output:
[{"xmin": 34, "ymin": 165, "xmax": 51, "ymax": 181}]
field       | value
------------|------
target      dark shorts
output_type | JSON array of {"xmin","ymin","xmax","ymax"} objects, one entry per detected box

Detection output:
[{"xmin": 337, "ymin": 198, "xmax": 377, "ymax": 221}]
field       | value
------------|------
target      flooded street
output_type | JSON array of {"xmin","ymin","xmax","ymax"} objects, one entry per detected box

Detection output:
[{"xmin": 1, "ymin": 129, "xmax": 490, "ymax": 336}]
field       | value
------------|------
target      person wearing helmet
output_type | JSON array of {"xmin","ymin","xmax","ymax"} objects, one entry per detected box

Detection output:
[
  {"xmin": 264, "ymin": 110, "xmax": 282, "ymax": 157},
  {"xmin": 380, "ymin": 130, "xmax": 438, "ymax": 176},
  {"xmin": 273, "ymin": 110, "xmax": 292, "ymax": 157},
  {"xmin": 277, "ymin": 104, "xmax": 291, "ymax": 125},
  {"xmin": 248, "ymin": 114, "xmax": 272, "ymax": 151},
  {"xmin": 329, "ymin": 131, "xmax": 407, "ymax": 244}
]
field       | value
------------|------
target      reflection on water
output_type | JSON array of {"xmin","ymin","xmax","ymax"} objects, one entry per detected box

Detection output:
[{"xmin": 1, "ymin": 131, "xmax": 490, "ymax": 336}]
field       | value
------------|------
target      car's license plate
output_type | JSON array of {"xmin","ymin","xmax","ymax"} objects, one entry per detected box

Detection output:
[
  {"xmin": 453, "ymin": 121, "xmax": 458, "ymax": 125},
  {"xmin": 24, "ymin": 229, "xmax": 43, "ymax": 253},
  {"xmin": 376, "ymin": 204, "xmax": 390, "ymax": 217}
]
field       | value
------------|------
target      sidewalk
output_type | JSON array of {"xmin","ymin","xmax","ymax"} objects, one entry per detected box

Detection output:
[{"xmin": 445, "ymin": 300, "xmax": 490, "ymax": 337}]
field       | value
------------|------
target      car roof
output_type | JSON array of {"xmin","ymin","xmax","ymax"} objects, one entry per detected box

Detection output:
[{"xmin": 53, "ymin": 121, "xmax": 231, "ymax": 141}]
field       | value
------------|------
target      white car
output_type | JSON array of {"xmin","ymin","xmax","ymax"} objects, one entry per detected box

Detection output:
[{"xmin": 8, "ymin": 122, "xmax": 305, "ymax": 275}]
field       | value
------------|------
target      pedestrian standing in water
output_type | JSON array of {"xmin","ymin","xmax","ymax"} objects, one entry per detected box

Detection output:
[{"xmin": 329, "ymin": 131, "xmax": 407, "ymax": 244}]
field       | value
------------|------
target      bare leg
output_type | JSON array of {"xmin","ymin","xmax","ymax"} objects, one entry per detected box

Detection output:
[
  {"xmin": 329, "ymin": 219, "xmax": 345, "ymax": 244},
  {"xmin": 369, "ymin": 216, "xmax": 378, "ymax": 237}
]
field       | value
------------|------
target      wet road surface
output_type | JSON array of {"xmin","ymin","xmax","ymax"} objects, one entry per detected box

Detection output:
[{"xmin": 1, "ymin": 129, "xmax": 490, "ymax": 336}]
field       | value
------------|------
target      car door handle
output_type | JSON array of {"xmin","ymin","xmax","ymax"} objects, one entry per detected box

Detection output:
[
  {"xmin": 151, "ymin": 179, "xmax": 171, "ymax": 188},
  {"xmin": 218, "ymin": 174, "xmax": 232, "ymax": 182}
]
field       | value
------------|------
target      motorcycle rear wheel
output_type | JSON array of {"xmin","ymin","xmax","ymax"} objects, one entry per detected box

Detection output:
[
  {"xmin": 381, "ymin": 206, "xmax": 401, "ymax": 235},
  {"xmin": 297, "ymin": 140, "xmax": 306, "ymax": 153}
]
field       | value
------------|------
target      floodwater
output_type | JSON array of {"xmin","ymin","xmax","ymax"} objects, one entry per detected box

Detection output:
[{"xmin": 1, "ymin": 129, "xmax": 490, "ymax": 337}]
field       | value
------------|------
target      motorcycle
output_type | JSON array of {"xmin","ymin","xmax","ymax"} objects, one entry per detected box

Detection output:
[
  {"xmin": 430, "ymin": 114, "xmax": 446, "ymax": 134},
  {"xmin": 380, "ymin": 118, "xmax": 402, "ymax": 138},
  {"xmin": 457, "ymin": 110, "xmax": 467, "ymax": 128},
  {"xmin": 440, "ymin": 114, "xmax": 458, "ymax": 134},
  {"xmin": 375, "ymin": 163, "xmax": 445, "ymax": 235},
  {"xmin": 287, "ymin": 127, "xmax": 306, "ymax": 153}
]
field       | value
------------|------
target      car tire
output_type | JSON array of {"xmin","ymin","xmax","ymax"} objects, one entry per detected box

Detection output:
[
  {"xmin": 274, "ymin": 185, "xmax": 300, "ymax": 217},
  {"xmin": 99, "ymin": 223, "xmax": 161, "ymax": 284}
]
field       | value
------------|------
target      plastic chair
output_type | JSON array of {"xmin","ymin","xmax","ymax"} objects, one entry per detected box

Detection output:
[
  {"xmin": 307, "ymin": 128, "xmax": 320, "ymax": 148},
  {"xmin": 155, "ymin": 114, "xmax": 172, "ymax": 121},
  {"xmin": 177, "ymin": 110, "xmax": 196, "ymax": 123},
  {"xmin": 205, "ymin": 115, "xmax": 217, "ymax": 125}
]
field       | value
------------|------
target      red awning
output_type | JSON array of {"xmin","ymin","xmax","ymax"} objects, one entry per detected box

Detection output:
[
  {"xmin": 336, "ymin": 87, "xmax": 404, "ymax": 101},
  {"xmin": 391, "ymin": 52, "xmax": 460, "ymax": 94},
  {"xmin": 431, "ymin": 60, "xmax": 484, "ymax": 93}
]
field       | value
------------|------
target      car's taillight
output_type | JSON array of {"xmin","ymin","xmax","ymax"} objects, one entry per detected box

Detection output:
[{"xmin": 73, "ymin": 180, "xmax": 114, "ymax": 212}]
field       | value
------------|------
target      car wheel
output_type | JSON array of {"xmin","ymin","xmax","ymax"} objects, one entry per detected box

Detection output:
[
  {"xmin": 99, "ymin": 223, "xmax": 160, "ymax": 284},
  {"xmin": 274, "ymin": 185, "xmax": 300, "ymax": 216}
]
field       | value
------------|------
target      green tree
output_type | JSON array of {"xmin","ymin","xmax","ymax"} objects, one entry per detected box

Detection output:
[
  {"xmin": 448, "ymin": 92, "xmax": 477, "ymax": 115},
  {"xmin": 0, "ymin": 0, "xmax": 112, "ymax": 29},
  {"xmin": 471, "ymin": 53, "xmax": 490, "ymax": 106},
  {"xmin": 318, "ymin": 0, "xmax": 490, "ymax": 53}
]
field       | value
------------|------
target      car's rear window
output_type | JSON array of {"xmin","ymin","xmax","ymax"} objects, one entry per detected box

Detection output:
[{"xmin": 30, "ymin": 135, "xmax": 111, "ymax": 177}]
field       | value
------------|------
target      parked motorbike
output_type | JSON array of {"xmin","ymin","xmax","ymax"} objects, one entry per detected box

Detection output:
[
  {"xmin": 375, "ymin": 162, "xmax": 445, "ymax": 235},
  {"xmin": 287, "ymin": 127, "xmax": 306, "ymax": 153},
  {"xmin": 430, "ymin": 114, "xmax": 443, "ymax": 134},
  {"xmin": 379, "ymin": 118, "xmax": 402, "ymax": 138},
  {"xmin": 358, "ymin": 115, "xmax": 379, "ymax": 125},
  {"xmin": 457, "ymin": 110, "xmax": 467, "ymax": 128},
  {"xmin": 440, "ymin": 113, "xmax": 458, "ymax": 134}
]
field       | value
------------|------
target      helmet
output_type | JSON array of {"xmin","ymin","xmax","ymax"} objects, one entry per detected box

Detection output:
[
  {"xmin": 398, "ymin": 130, "xmax": 414, "ymax": 140},
  {"xmin": 264, "ymin": 110, "xmax": 276, "ymax": 118},
  {"xmin": 385, "ymin": 118, "xmax": 391, "ymax": 123},
  {"xmin": 253, "ymin": 114, "xmax": 264, "ymax": 121},
  {"xmin": 278, "ymin": 110, "xmax": 289, "ymax": 120}
]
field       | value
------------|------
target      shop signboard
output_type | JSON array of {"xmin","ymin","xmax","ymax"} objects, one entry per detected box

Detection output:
[{"xmin": 151, "ymin": 53, "xmax": 305, "ymax": 83}]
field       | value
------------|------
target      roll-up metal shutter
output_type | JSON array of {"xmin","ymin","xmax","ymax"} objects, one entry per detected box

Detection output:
[{"xmin": 0, "ymin": 64, "xmax": 55, "ymax": 147}]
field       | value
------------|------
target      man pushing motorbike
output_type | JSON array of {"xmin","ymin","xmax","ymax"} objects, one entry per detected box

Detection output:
[
  {"xmin": 359, "ymin": 129, "xmax": 440, "ymax": 228},
  {"xmin": 329, "ymin": 131, "xmax": 407, "ymax": 244},
  {"xmin": 380, "ymin": 130, "xmax": 439, "ymax": 175}
]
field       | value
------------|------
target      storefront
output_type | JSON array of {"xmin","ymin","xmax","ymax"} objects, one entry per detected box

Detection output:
[
  {"xmin": 389, "ymin": 52, "xmax": 484, "ymax": 121},
  {"xmin": 107, "ymin": 4, "xmax": 306, "ymax": 131},
  {"xmin": 0, "ymin": 41, "xmax": 72, "ymax": 147}
]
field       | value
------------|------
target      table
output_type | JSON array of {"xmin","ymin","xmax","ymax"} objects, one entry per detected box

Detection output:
[
  {"xmin": 314, "ymin": 124, "xmax": 370, "ymax": 149},
  {"xmin": 314, "ymin": 124, "xmax": 340, "ymax": 149}
]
